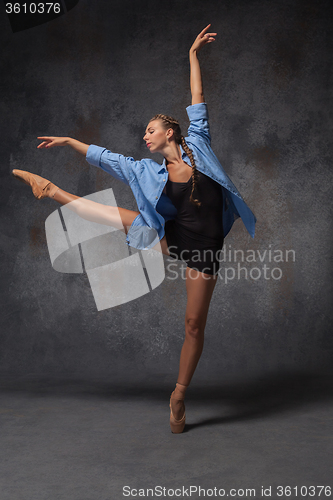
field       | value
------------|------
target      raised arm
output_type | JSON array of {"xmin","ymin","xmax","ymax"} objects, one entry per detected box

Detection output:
[
  {"xmin": 189, "ymin": 24, "xmax": 217, "ymax": 105},
  {"xmin": 37, "ymin": 136, "xmax": 89, "ymax": 156}
]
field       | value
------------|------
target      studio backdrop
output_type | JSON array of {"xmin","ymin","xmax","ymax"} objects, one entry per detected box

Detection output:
[{"xmin": 1, "ymin": 0, "xmax": 332, "ymax": 382}]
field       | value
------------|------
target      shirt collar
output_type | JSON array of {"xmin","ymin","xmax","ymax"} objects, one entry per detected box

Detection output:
[
  {"xmin": 159, "ymin": 159, "xmax": 167, "ymax": 174},
  {"xmin": 180, "ymin": 143, "xmax": 186, "ymax": 158}
]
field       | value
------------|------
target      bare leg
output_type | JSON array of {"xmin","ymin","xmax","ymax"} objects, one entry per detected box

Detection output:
[
  {"xmin": 53, "ymin": 189, "xmax": 173, "ymax": 258},
  {"xmin": 54, "ymin": 189, "xmax": 174, "ymax": 257},
  {"xmin": 12, "ymin": 168, "xmax": 173, "ymax": 251},
  {"xmin": 171, "ymin": 266, "xmax": 218, "ymax": 420},
  {"xmin": 52, "ymin": 188, "xmax": 140, "ymax": 234}
]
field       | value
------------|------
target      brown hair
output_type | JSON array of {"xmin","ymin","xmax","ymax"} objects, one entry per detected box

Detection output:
[{"xmin": 150, "ymin": 114, "xmax": 201, "ymax": 207}]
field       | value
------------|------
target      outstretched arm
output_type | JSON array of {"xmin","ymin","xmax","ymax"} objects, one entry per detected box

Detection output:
[
  {"xmin": 189, "ymin": 24, "xmax": 217, "ymax": 105},
  {"xmin": 37, "ymin": 136, "xmax": 89, "ymax": 156}
]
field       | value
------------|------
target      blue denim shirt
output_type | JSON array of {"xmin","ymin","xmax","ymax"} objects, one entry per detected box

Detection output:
[{"xmin": 86, "ymin": 103, "xmax": 256, "ymax": 250}]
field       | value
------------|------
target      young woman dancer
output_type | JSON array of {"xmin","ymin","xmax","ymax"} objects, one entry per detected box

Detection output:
[{"xmin": 12, "ymin": 25, "xmax": 256, "ymax": 433}]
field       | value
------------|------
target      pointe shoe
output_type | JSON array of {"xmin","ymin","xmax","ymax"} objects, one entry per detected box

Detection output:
[
  {"xmin": 169, "ymin": 383, "xmax": 187, "ymax": 434},
  {"xmin": 12, "ymin": 169, "xmax": 58, "ymax": 199}
]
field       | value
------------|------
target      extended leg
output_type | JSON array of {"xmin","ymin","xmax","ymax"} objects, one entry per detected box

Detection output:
[
  {"xmin": 12, "ymin": 168, "xmax": 140, "ymax": 233},
  {"xmin": 52, "ymin": 188, "xmax": 140, "ymax": 234},
  {"xmin": 171, "ymin": 267, "xmax": 217, "ymax": 420},
  {"xmin": 55, "ymin": 191, "xmax": 175, "ymax": 254},
  {"xmin": 12, "ymin": 168, "xmax": 171, "ymax": 254}
]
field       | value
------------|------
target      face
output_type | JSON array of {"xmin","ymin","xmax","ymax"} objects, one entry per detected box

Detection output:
[{"xmin": 143, "ymin": 120, "xmax": 171, "ymax": 153}]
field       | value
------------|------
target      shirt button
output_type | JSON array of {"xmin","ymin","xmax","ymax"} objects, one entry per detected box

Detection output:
[
  {"xmin": 155, "ymin": 196, "xmax": 158, "ymax": 199},
  {"xmin": 163, "ymin": 179, "xmax": 165, "ymax": 182}
]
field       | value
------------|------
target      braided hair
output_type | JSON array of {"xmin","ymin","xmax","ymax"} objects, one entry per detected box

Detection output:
[{"xmin": 149, "ymin": 114, "xmax": 201, "ymax": 207}]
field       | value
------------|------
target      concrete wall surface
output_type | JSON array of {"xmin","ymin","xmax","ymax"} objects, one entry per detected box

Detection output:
[{"xmin": 1, "ymin": 0, "xmax": 332, "ymax": 383}]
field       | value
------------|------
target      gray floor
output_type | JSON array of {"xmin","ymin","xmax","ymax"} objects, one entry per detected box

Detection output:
[{"xmin": 1, "ymin": 373, "xmax": 332, "ymax": 500}]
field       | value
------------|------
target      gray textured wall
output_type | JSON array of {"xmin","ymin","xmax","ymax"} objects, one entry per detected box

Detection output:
[{"xmin": 1, "ymin": 0, "xmax": 332, "ymax": 383}]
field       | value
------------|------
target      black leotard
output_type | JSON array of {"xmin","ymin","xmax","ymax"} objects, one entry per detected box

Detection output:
[{"xmin": 164, "ymin": 170, "xmax": 224, "ymax": 275}]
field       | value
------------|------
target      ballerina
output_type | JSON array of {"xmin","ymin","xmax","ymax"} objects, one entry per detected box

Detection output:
[{"xmin": 12, "ymin": 25, "xmax": 256, "ymax": 433}]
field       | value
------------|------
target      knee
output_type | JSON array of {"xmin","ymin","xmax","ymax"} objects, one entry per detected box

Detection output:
[{"xmin": 185, "ymin": 317, "xmax": 204, "ymax": 342}]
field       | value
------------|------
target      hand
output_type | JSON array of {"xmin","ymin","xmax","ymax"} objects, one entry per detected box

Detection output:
[
  {"xmin": 190, "ymin": 24, "xmax": 217, "ymax": 54},
  {"xmin": 37, "ymin": 136, "xmax": 69, "ymax": 149}
]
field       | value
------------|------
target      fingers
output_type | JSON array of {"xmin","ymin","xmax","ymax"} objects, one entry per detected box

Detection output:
[
  {"xmin": 205, "ymin": 34, "xmax": 216, "ymax": 42},
  {"xmin": 37, "ymin": 137, "xmax": 54, "ymax": 149},
  {"xmin": 199, "ymin": 24, "xmax": 211, "ymax": 36},
  {"xmin": 37, "ymin": 141, "xmax": 51, "ymax": 149},
  {"xmin": 204, "ymin": 32, "xmax": 217, "ymax": 39},
  {"xmin": 199, "ymin": 24, "xmax": 217, "ymax": 39}
]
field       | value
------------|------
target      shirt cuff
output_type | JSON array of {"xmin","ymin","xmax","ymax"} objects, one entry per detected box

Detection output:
[
  {"xmin": 186, "ymin": 102, "xmax": 209, "ymax": 121},
  {"xmin": 86, "ymin": 144, "xmax": 106, "ymax": 168}
]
